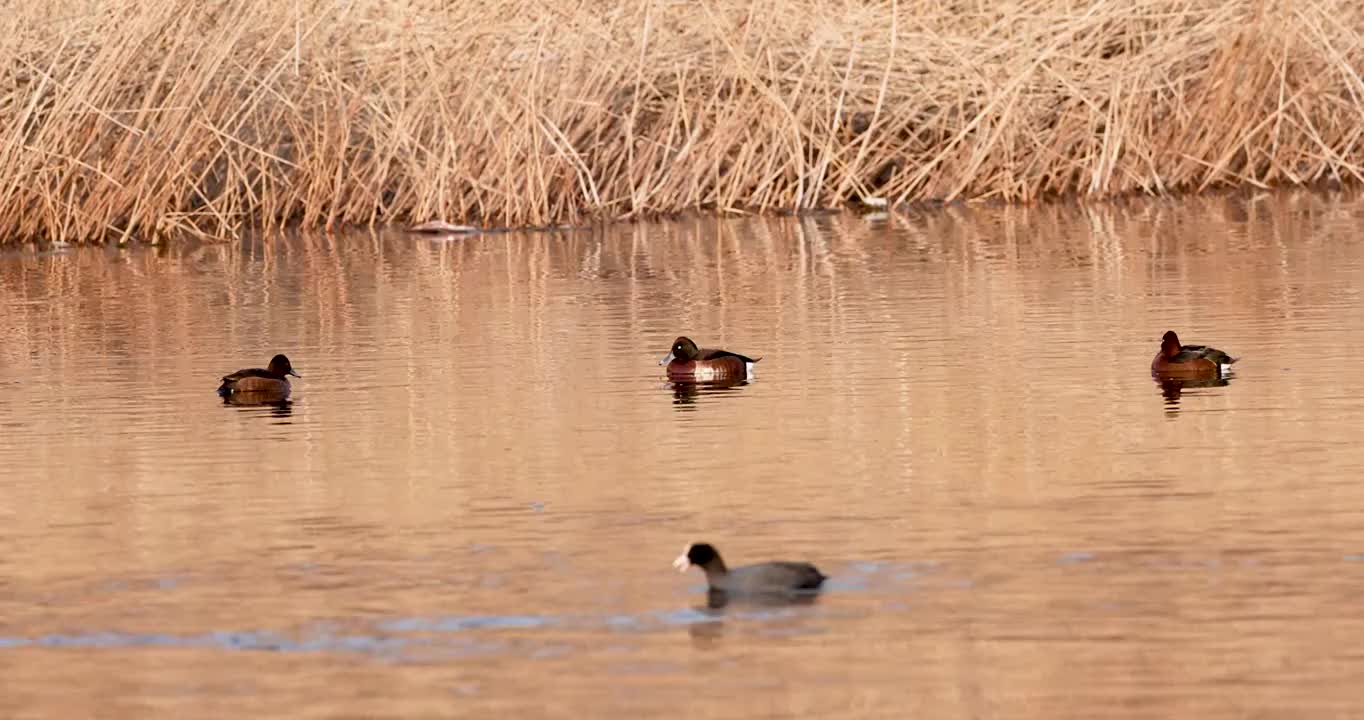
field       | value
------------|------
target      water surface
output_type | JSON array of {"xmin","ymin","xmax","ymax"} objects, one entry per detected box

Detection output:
[{"xmin": 2, "ymin": 191, "xmax": 1362, "ymax": 718}]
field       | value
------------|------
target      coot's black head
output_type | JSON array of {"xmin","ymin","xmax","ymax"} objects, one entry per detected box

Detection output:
[
  {"xmin": 673, "ymin": 542, "xmax": 725, "ymax": 573},
  {"xmin": 686, "ymin": 542, "xmax": 718, "ymax": 566}
]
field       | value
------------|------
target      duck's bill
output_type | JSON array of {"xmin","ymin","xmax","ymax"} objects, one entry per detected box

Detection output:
[
  {"xmin": 658, "ymin": 351, "xmax": 675, "ymax": 366},
  {"xmin": 672, "ymin": 553, "xmax": 690, "ymax": 572},
  {"xmin": 289, "ymin": 370, "xmax": 302, "ymax": 377}
]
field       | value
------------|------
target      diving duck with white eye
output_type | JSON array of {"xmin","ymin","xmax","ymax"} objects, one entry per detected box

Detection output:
[{"xmin": 658, "ymin": 337, "xmax": 760, "ymax": 382}]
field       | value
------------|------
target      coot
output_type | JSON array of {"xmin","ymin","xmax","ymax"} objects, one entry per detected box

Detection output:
[{"xmin": 673, "ymin": 542, "xmax": 826, "ymax": 596}]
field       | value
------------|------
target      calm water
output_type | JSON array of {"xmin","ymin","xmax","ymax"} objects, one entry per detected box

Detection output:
[{"xmin": 2, "ymin": 191, "xmax": 1363, "ymax": 718}]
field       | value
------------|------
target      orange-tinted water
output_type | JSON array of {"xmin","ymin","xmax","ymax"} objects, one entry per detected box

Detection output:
[{"xmin": 1, "ymin": 190, "xmax": 1362, "ymax": 718}]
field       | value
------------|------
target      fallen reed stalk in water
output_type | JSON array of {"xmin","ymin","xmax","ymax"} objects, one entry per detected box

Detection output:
[{"xmin": 1, "ymin": 0, "xmax": 1362, "ymax": 244}]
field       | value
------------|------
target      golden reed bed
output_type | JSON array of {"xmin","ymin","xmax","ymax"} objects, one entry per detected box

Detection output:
[{"xmin": 2, "ymin": 0, "xmax": 1362, "ymax": 244}]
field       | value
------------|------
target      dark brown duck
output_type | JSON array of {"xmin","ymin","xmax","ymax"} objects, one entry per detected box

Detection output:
[
  {"xmin": 1151, "ymin": 330, "xmax": 1236, "ymax": 377},
  {"xmin": 217, "ymin": 354, "xmax": 301, "ymax": 397}
]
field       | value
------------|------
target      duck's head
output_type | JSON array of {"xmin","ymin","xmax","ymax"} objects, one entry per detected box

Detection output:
[
  {"xmin": 659, "ymin": 336, "xmax": 701, "ymax": 365},
  {"xmin": 1160, "ymin": 331, "xmax": 1181, "ymax": 358},
  {"xmin": 268, "ymin": 354, "xmax": 302, "ymax": 378}
]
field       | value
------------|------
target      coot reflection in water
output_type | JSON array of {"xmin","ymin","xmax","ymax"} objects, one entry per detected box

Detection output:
[{"xmin": 687, "ymin": 616, "xmax": 727, "ymax": 649}]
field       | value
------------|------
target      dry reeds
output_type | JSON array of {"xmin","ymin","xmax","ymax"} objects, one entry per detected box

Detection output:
[{"xmin": 2, "ymin": 0, "xmax": 1363, "ymax": 244}]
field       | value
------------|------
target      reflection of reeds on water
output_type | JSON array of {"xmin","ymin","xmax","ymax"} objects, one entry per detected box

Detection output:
[
  {"xmin": 4, "ymin": 0, "xmax": 1364, "ymax": 244},
  {"xmin": 2, "ymin": 190, "xmax": 1360, "ymax": 669}
]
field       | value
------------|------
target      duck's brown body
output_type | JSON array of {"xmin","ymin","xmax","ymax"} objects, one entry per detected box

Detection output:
[
  {"xmin": 660, "ymin": 337, "xmax": 759, "ymax": 382},
  {"xmin": 218, "ymin": 354, "xmax": 300, "ymax": 398},
  {"xmin": 1151, "ymin": 331, "xmax": 1236, "ymax": 376}
]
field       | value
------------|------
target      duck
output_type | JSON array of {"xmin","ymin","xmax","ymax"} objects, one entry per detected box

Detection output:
[
  {"xmin": 1151, "ymin": 330, "xmax": 1236, "ymax": 376},
  {"xmin": 217, "ymin": 354, "xmax": 301, "ymax": 397},
  {"xmin": 658, "ymin": 337, "xmax": 760, "ymax": 382},
  {"xmin": 673, "ymin": 542, "xmax": 826, "ymax": 597}
]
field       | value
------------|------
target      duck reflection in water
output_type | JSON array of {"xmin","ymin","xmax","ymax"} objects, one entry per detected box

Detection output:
[
  {"xmin": 221, "ymin": 394, "xmax": 294, "ymax": 419},
  {"xmin": 670, "ymin": 379, "xmax": 750, "ymax": 409},
  {"xmin": 1155, "ymin": 374, "xmax": 1231, "ymax": 414}
]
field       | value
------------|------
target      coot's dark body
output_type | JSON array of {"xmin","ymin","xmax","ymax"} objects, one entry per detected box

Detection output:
[{"xmin": 673, "ymin": 542, "xmax": 826, "ymax": 596}]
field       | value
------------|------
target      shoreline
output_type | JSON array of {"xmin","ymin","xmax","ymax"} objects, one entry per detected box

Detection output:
[{"xmin": 9, "ymin": 181, "xmax": 1360, "ymax": 251}]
